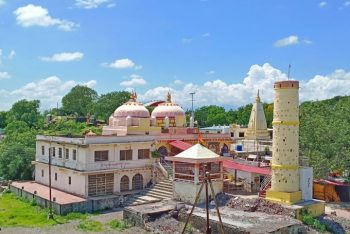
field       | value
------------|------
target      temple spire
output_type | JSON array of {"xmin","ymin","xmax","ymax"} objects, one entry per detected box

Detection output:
[
  {"xmin": 130, "ymin": 90, "xmax": 137, "ymax": 101},
  {"xmin": 256, "ymin": 89, "xmax": 261, "ymax": 103},
  {"xmin": 167, "ymin": 91, "xmax": 172, "ymax": 103}
]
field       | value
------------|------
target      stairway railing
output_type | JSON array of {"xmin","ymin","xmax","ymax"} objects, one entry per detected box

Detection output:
[{"xmin": 260, "ymin": 175, "xmax": 272, "ymax": 191}]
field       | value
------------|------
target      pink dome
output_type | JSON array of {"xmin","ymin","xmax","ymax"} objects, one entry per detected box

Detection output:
[
  {"xmin": 152, "ymin": 102, "xmax": 185, "ymax": 118},
  {"xmin": 114, "ymin": 101, "xmax": 150, "ymax": 118}
]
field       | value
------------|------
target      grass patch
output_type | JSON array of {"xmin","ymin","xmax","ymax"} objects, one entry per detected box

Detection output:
[
  {"xmin": 300, "ymin": 210, "xmax": 327, "ymax": 232},
  {"xmin": 0, "ymin": 192, "xmax": 87, "ymax": 227},
  {"xmin": 108, "ymin": 219, "xmax": 133, "ymax": 231},
  {"xmin": 77, "ymin": 220, "xmax": 103, "ymax": 232}
]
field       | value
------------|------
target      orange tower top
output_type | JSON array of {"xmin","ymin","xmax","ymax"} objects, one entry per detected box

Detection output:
[{"xmin": 274, "ymin": 80, "xmax": 299, "ymax": 89}]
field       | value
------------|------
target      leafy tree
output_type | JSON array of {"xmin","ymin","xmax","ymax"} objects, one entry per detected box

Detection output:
[
  {"xmin": 62, "ymin": 85, "xmax": 98, "ymax": 116},
  {"xmin": 0, "ymin": 120, "xmax": 37, "ymax": 180},
  {"xmin": 0, "ymin": 111, "xmax": 7, "ymax": 129},
  {"xmin": 0, "ymin": 144, "xmax": 35, "ymax": 180},
  {"xmin": 6, "ymin": 99, "xmax": 41, "ymax": 128},
  {"xmin": 91, "ymin": 91, "xmax": 130, "ymax": 121}
]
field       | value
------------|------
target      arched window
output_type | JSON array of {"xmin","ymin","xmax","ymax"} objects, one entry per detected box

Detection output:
[
  {"xmin": 132, "ymin": 173, "xmax": 143, "ymax": 190},
  {"xmin": 120, "ymin": 175, "xmax": 129, "ymax": 192}
]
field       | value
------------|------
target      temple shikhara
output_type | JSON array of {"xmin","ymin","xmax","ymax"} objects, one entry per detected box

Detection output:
[{"xmin": 11, "ymin": 82, "xmax": 324, "ymax": 218}]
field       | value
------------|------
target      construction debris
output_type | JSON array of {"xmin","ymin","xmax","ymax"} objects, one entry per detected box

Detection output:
[{"xmin": 226, "ymin": 197, "xmax": 295, "ymax": 216}]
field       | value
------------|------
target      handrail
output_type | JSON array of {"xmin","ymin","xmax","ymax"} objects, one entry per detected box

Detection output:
[{"xmin": 260, "ymin": 175, "xmax": 272, "ymax": 190}]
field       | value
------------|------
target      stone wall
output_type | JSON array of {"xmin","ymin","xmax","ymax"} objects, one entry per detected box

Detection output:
[{"xmin": 10, "ymin": 185, "xmax": 130, "ymax": 215}]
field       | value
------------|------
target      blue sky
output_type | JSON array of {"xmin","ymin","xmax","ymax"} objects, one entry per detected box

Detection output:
[{"xmin": 1, "ymin": 0, "xmax": 350, "ymax": 110}]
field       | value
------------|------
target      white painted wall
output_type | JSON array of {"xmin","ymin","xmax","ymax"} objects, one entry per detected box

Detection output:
[
  {"xmin": 300, "ymin": 167, "xmax": 313, "ymax": 201},
  {"xmin": 173, "ymin": 180, "xmax": 223, "ymax": 204},
  {"xmin": 35, "ymin": 163, "xmax": 86, "ymax": 197}
]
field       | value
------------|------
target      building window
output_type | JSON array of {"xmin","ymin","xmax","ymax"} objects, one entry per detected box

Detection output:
[
  {"xmin": 58, "ymin": 148, "xmax": 62, "ymax": 158},
  {"xmin": 94, "ymin": 151, "xmax": 109, "ymax": 162},
  {"xmin": 65, "ymin": 149, "xmax": 69, "ymax": 159},
  {"xmin": 132, "ymin": 174, "xmax": 143, "ymax": 190},
  {"xmin": 239, "ymin": 132, "xmax": 245, "ymax": 138},
  {"xmin": 88, "ymin": 174, "xmax": 114, "ymax": 196},
  {"xmin": 230, "ymin": 132, "xmax": 234, "ymax": 138},
  {"xmin": 41, "ymin": 169, "xmax": 44, "ymax": 177},
  {"xmin": 55, "ymin": 173, "xmax": 57, "ymax": 181},
  {"xmin": 68, "ymin": 176, "xmax": 71, "ymax": 185},
  {"xmin": 49, "ymin": 147, "xmax": 55, "ymax": 157},
  {"xmin": 120, "ymin": 150, "xmax": 132, "ymax": 161},
  {"xmin": 41, "ymin": 146, "xmax": 45, "ymax": 156},
  {"xmin": 73, "ymin": 149, "xmax": 77, "ymax": 160},
  {"xmin": 138, "ymin": 149, "xmax": 150, "ymax": 160},
  {"xmin": 120, "ymin": 175, "xmax": 129, "ymax": 192}
]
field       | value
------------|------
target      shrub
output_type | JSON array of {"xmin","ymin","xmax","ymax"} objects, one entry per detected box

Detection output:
[
  {"xmin": 77, "ymin": 220, "xmax": 103, "ymax": 232},
  {"xmin": 108, "ymin": 219, "xmax": 133, "ymax": 230}
]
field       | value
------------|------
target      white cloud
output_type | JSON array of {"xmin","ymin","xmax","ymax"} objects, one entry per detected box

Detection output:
[
  {"xmin": 75, "ymin": 0, "xmax": 112, "ymax": 9},
  {"xmin": 207, "ymin": 70, "xmax": 216, "ymax": 75},
  {"xmin": 202, "ymin": 32, "xmax": 210, "ymax": 37},
  {"xmin": 0, "ymin": 72, "xmax": 10, "ymax": 80},
  {"xmin": 300, "ymin": 69, "xmax": 350, "ymax": 101},
  {"xmin": 120, "ymin": 74, "xmax": 147, "ymax": 87},
  {"xmin": 139, "ymin": 63, "xmax": 287, "ymax": 108},
  {"xmin": 303, "ymin": 39, "xmax": 313, "ymax": 45},
  {"xmin": 14, "ymin": 4, "xmax": 79, "ymax": 31},
  {"xmin": 108, "ymin": 58, "xmax": 135, "ymax": 69},
  {"xmin": 107, "ymin": 3, "xmax": 116, "ymax": 8},
  {"xmin": 182, "ymin": 38, "xmax": 193, "ymax": 44},
  {"xmin": 139, "ymin": 64, "xmax": 350, "ymax": 109},
  {"xmin": 0, "ymin": 76, "xmax": 97, "ymax": 110},
  {"xmin": 8, "ymin": 50, "xmax": 16, "ymax": 59},
  {"xmin": 319, "ymin": 1, "xmax": 327, "ymax": 7},
  {"xmin": 274, "ymin": 35, "xmax": 299, "ymax": 47},
  {"xmin": 344, "ymin": 1, "xmax": 350, "ymax": 6},
  {"xmin": 174, "ymin": 79, "xmax": 184, "ymax": 85},
  {"xmin": 40, "ymin": 52, "xmax": 84, "ymax": 62},
  {"xmin": 0, "ymin": 0, "xmax": 5, "ymax": 7}
]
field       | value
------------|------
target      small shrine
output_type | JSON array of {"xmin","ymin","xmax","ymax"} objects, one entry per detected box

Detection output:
[{"xmin": 166, "ymin": 143, "xmax": 227, "ymax": 204}]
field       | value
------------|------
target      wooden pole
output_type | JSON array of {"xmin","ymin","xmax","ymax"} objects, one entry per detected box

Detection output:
[
  {"xmin": 208, "ymin": 172, "xmax": 225, "ymax": 234},
  {"xmin": 181, "ymin": 181, "xmax": 205, "ymax": 234},
  {"xmin": 205, "ymin": 174, "xmax": 211, "ymax": 234}
]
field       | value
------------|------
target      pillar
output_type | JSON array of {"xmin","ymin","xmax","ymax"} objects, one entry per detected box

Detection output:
[{"xmin": 266, "ymin": 80, "xmax": 302, "ymax": 204}]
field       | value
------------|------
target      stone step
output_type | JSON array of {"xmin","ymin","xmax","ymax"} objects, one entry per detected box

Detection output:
[
  {"xmin": 147, "ymin": 187, "xmax": 173, "ymax": 195},
  {"xmin": 158, "ymin": 180, "xmax": 173, "ymax": 186},
  {"xmin": 154, "ymin": 183, "xmax": 173, "ymax": 190},
  {"xmin": 145, "ymin": 189, "xmax": 173, "ymax": 197},
  {"xmin": 144, "ymin": 192, "xmax": 172, "ymax": 200}
]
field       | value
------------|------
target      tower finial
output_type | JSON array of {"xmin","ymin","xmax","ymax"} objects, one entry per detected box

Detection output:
[
  {"xmin": 130, "ymin": 90, "xmax": 137, "ymax": 101},
  {"xmin": 167, "ymin": 91, "xmax": 172, "ymax": 102},
  {"xmin": 256, "ymin": 89, "xmax": 261, "ymax": 102}
]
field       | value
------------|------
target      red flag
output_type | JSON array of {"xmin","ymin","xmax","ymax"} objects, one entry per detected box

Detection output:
[{"xmin": 198, "ymin": 131, "xmax": 205, "ymax": 145}]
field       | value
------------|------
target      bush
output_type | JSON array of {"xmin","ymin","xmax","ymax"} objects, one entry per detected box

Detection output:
[
  {"xmin": 300, "ymin": 210, "xmax": 327, "ymax": 232},
  {"xmin": 108, "ymin": 219, "xmax": 133, "ymax": 230},
  {"xmin": 77, "ymin": 220, "xmax": 103, "ymax": 232}
]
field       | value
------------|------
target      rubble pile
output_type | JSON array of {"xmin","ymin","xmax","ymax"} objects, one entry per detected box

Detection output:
[{"xmin": 226, "ymin": 197, "xmax": 294, "ymax": 216}]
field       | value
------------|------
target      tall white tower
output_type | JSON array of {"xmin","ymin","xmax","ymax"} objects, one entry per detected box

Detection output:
[{"xmin": 266, "ymin": 80, "xmax": 302, "ymax": 204}]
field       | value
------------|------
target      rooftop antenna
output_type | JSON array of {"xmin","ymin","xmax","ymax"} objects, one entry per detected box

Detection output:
[
  {"xmin": 287, "ymin": 64, "xmax": 291, "ymax": 80},
  {"xmin": 189, "ymin": 92, "xmax": 195, "ymax": 118}
]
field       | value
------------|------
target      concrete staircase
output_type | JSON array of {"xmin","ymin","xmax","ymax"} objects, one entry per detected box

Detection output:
[{"xmin": 124, "ymin": 178, "xmax": 173, "ymax": 207}]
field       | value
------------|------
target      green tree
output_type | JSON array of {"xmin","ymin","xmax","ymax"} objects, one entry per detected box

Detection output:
[
  {"xmin": 0, "ymin": 111, "xmax": 7, "ymax": 129},
  {"xmin": 62, "ymin": 85, "xmax": 98, "ymax": 116},
  {"xmin": 91, "ymin": 91, "xmax": 130, "ymax": 121},
  {"xmin": 6, "ymin": 99, "xmax": 41, "ymax": 128},
  {"xmin": 0, "ymin": 120, "xmax": 37, "ymax": 180}
]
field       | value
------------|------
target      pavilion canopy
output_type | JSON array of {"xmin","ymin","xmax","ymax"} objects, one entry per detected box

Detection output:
[{"xmin": 166, "ymin": 143, "xmax": 227, "ymax": 163}]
